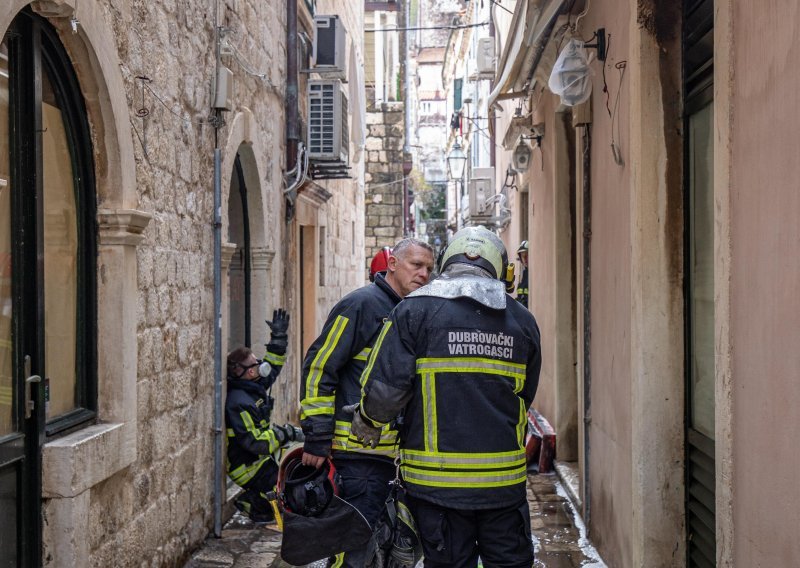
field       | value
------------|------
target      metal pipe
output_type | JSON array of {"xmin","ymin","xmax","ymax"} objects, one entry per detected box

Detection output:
[
  {"xmin": 286, "ymin": 0, "xmax": 299, "ymax": 170},
  {"xmin": 401, "ymin": 0, "xmax": 411, "ymax": 235},
  {"xmin": 581, "ymin": 124, "xmax": 592, "ymax": 527},
  {"xmin": 213, "ymin": 148, "xmax": 223, "ymax": 537}
]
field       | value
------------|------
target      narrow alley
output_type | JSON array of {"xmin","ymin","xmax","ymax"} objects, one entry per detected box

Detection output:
[{"xmin": 184, "ymin": 472, "xmax": 606, "ymax": 567}]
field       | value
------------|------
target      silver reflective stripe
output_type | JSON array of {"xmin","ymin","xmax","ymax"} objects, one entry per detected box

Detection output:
[
  {"xmin": 401, "ymin": 466, "xmax": 527, "ymax": 488},
  {"xmin": 303, "ymin": 398, "xmax": 335, "ymax": 412},
  {"xmin": 401, "ymin": 449, "xmax": 526, "ymax": 469},
  {"xmin": 416, "ymin": 358, "xmax": 525, "ymax": 378}
]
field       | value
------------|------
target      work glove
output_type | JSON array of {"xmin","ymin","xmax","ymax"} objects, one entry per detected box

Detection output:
[
  {"xmin": 266, "ymin": 309, "xmax": 290, "ymax": 353},
  {"xmin": 387, "ymin": 538, "xmax": 418, "ymax": 568},
  {"xmin": 273, "ymin": 423, "xmax": 305, "ymax": 446},
  {"xmin": 343, "ymin": 403, "xmax": 382, "ymax": 449}
]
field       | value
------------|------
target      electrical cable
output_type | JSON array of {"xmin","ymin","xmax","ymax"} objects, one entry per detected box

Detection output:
[{"xmin": 365, "ymin": 21, "xmax": 489, "ymax": 33}]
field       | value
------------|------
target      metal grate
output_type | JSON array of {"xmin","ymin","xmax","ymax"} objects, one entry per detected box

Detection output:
[{"xmin": 307, "ymin": 80, "xmax": 348, "ymax": 164}]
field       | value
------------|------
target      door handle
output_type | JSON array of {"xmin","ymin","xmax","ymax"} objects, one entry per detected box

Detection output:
[
  {"xmin": 24, "ymin": 355, "xmax": 41, "ymax": 419},
  {"xmin": 25, "ymin": 374, "xmax": 41, "ymax": 419}
]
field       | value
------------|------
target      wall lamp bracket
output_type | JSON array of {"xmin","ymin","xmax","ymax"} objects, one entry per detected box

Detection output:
[{"xmin": 584, "ymin": 28, "xmax": 606, "ymax": 62}]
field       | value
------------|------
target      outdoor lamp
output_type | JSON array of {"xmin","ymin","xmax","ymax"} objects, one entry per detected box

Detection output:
[{"xmin": 447, "ymin": 141, "xmax": 467, "ymax": 180}]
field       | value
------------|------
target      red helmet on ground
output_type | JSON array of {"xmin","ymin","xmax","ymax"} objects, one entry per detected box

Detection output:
[
  {"xmin": 277, "ymin": 447, "xmax": 341, "ymax": 517},
  {"xmin": 369, "ymin": 246, "xmax": 393, "ymax": 282}
]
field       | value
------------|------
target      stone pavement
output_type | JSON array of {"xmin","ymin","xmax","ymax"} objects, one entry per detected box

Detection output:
[{"xmin": 184, "ymin": 473, "xmax": 606, "ymax": 568}]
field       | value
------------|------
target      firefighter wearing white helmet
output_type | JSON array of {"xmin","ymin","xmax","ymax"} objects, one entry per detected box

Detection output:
[{"xmin": 352, "ymin": 226, "xmax": 542, "ymax": 567}]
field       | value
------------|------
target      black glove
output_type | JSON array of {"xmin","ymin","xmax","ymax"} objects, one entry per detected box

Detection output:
[
  {"xmin": 272, "ymin": 424, "xmax": 289, "ymax": 445},
  {"xmin": 280, "ymin": 423, "xmax": 305, "ymax": 443},
  {"xmin": 266, "ymin": 309, "xmax": 290, "ymax": 353},
  {"xmin": 303, "ymin": 438, "xmax": 332, "ymax": 458}
]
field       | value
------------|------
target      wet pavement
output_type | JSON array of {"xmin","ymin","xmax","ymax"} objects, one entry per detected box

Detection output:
[{"xmin": 184, "ymin": 473, "xmax": 606, "ymax": 568}]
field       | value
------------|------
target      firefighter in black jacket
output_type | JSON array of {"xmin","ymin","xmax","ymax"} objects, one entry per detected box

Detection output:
[
  {"xmin": 516, "ymin": 240, "xmax": 529, "ymax": 308},
  {"xmin": 299, "ymin": 238, "xmax": 435, "ymax": 567},
  {"xmin": 226, "ymin": 310, "xmax": 302, "ymax": 523},
  {"xmin": 353, "ymin": 227, "xmax": 542, "ymax": 568}
]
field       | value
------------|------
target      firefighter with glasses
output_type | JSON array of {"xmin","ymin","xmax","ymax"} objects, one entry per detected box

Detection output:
[{"xmin": 353, "ymin": 227, "xmax": 542, "ymax": 568}]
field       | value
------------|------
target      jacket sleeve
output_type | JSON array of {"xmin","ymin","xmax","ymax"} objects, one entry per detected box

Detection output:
[
  {"xmin": 359, "ymin": 306, "xmax": 417, "ymax": 426},
  {"xmin": 226, "ymin": 397, "xmax": 282, "ymax": 457},
  {"xmin": 300, "ymin": 297, "xmax": 363, "ymax": 442}
]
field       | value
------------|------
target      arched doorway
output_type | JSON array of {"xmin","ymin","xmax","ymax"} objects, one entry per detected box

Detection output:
[{"xmin": 226, "ymin": 145, "xmax": 267, "ymax": 351}]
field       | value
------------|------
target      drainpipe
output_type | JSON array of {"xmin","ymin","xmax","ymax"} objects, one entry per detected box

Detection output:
[
  {"xmin": 212, "ymin": 148, "xmax": 223, "ymax": 538},
  {"xmin": 401, "ymin": 0, "xmax": 411, "ymax": 235},
  {"xmin": 581, "ymin": 124, "xmax": 592, "ymax": 527}
]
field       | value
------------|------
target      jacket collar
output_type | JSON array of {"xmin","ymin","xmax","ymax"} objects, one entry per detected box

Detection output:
[{"xmin": 373, "ymin": 272, "xmax": 403, "ymax": 303}]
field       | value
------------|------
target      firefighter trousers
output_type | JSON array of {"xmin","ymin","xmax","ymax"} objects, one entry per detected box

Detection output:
[{"xmin": 406, "ymin": 494, "xmax": 534, "ymax": 568}]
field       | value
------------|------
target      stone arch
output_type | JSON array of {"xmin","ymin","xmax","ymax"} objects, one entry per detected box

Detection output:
[{"xmin": 221, "ymin": 108, "xmax": 274, "ymax": 353}]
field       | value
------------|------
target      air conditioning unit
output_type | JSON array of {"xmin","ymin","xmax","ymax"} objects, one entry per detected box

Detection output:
[
  {"xmin": 313, "ymin": 15, "xmax": 347, "ymax": 73},
  {"xmin": 307, "ymin": 80, "xmax": 349, "ymax": 163},
  {"xmin": 476, "ymin": 37, "xmax": 495, "ymax": 75},
  {"xmin": 468, "ymin": 167, "xmax": 495, "ymax": 218}
]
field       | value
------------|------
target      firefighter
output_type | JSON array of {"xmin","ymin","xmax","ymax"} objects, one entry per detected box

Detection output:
[
  {"xmin": 299, "ymin": 238, "xmax": 435, "ymax": 567},
  {"xmin": 516, "ymin": 240, "xmax": 529, "ymax": 308},
  {"xmin": 353, "ymin": 226, "xmax": 542, "ymax": 568},
  {"xmin": 226, "ymin": 309, "xmax": 302, "ymax": 523}
]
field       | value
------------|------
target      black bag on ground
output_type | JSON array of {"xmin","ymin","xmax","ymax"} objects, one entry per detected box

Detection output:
[{"xmin": 280, "ymin": 494, "xmax": 373, "ymax": 566}]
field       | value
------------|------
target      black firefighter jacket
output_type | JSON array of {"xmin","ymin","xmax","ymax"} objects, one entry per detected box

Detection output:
[
  {"xmin": 300, "ymin": 273, "xmax": 402, "ymax": 460},
  {"xmin": 226, "ymin": 376, "xmax": 282, "ymax": 487},
  {"xmin": 359, "ymin": 286, "xmax": 542, "ymax": 510}
]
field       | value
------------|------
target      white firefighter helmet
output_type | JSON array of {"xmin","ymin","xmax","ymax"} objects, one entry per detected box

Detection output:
[{"xmin": 439, "ymin": 226, "xmax": 508, "ymax": 280}]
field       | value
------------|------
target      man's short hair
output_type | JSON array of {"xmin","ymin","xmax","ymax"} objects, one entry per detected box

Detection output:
[
  {"xmin": 392, "ymin": 237, "xmax": 434, "ymax": 259},
  {"xmin": 227, "ymin": 346, "xmax": 253, "ymax": 377}
]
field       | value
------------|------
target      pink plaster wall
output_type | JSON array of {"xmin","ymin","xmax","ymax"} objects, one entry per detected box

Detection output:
[
  {"xmin": 730, "ymin": 1, "xmax": 800, "ymax": 563},
  {"xmin": 581, "ymin": 2, "xmax": 633, "ymax": 566}
]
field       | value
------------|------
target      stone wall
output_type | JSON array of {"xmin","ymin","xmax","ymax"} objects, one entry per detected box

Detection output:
[
  {"xmin": 364, "ymin": 102, "xmax": 405, "ymax": 277},
  {"xmin": 0, "ymin": 0, "xmax": 365, "ymax": 566}
]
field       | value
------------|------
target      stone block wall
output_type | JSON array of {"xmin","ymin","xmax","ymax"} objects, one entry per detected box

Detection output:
[{"xmin": 365, "ymin": 102, "xmax": 406, "ymax": 277}]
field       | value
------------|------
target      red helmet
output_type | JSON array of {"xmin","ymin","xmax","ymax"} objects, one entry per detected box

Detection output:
[
  {"xmin": 277, "ymin": 447, "xmax": 341, "ymax": 517},
  {"xmin": 369, "ymin": 247, "xmax": 393, "ymax": 282}
]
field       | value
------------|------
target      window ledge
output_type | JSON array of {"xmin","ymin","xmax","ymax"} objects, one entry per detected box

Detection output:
[{"xmin": 42, "ymin": 421, "xmax": 136, "ymax": 498}]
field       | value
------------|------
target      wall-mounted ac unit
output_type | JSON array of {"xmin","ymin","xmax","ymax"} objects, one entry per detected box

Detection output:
[
  {"xmin": 476, "ymin": 37, "xmax": 495, "ymax": 76},
  {"xmin": 468, "ymin": 167, "xmax": 495, "ymax": 218},
  {"xmin": 307, "ymin": 80, "xmax": 349, "ymax": 164},
  {"xmin": 313, "ymin": 15, "xmax": 347, "ymax": 73}
]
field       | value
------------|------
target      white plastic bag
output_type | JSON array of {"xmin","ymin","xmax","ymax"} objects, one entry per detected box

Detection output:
[{"xmin": 548, "ymin": 39, "xmax": 593, "ymax": 106}]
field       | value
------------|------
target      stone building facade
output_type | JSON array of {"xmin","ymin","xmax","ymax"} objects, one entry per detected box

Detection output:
[
  {"xmin": 364, "ymin": 102, "xmax": 405, "ymax": 275},
  {"xmin": 0, "ymin": 0, "xmax": 365, "ymax": 566}
]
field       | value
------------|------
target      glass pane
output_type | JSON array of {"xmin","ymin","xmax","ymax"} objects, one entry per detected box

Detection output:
[
  {"xmin": 0, "ymin": 465, "xmax": 18, "ymax": 566},
  {"xmin": 688, "ymin": 101, "xmax": 715, "ymax": 439},
  {"xmin": 0, "ymin": 39, "xmax": 13, "ymax": 436},
  {"xmin": 41, "ymin": 68, "xmax": 78, "ymax": 420},
  {"xmin": 227, "ymin": 170, "xmax": 245, "ymax": 349}
]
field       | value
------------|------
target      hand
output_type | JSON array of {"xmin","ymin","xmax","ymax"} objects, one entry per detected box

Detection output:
[
  {"xmin": 266, "ymin": 309, "xmax": 290, "ymax": 337},
  {"xmin": 350, "ymin": 405, "xmax": 383, "ymax": 449},
  {"xmin": 301, "ymin": 452, "xmax": 327, "ymax": 468},
  {"xmin": 281, "ymin": 423, "xmax": 305, "ymax": 443}
]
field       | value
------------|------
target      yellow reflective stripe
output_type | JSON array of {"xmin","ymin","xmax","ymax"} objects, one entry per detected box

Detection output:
[
  {"xmin": 305, "ymin": 315, "xmax": 349, "ymax": 398},
  {"xmin": 400, "ymin": 449, "xmax": 526, "ymax": 470},
  {"xmin": 360, "ymin": 321, "xmax": 393, "ymax": 388},
  {"xmin": 417, "ymin": 357, "xmax": 525, "ymax": 393},
  {"xmin": 229, "ymin": 455, "xmax": 272, "ymax": 485},
  {"xmin": 226, "ymin": 428, "xmax": 235, "ymax": 438},
  {"xmin": 300, "ymin": 395, "xmax": 336, "ymax": 420},
  {"xmin": 240, "ymin": 410, "xmax": 280, "ymax": 454},
  {"xmin": 264, "ymin": 352, "xmax": 286, "ymax": 365},
  {"xmin": 401, "ymin": 464, "xmax": 527, "ymax": 488},
  {"xmin": 517, "ymin": 399, "xmax": 526, "ymax": 447},
  {"xmin": 331, "ymin": 553, "xmax": 344, "ymax": 568},
  {"xmin": 417, "ymin": 357, "xmax": 525, "ymax": 377},
  {"xmin": 397, "ymin": 501, "xmax": 417, "ymax": 536},
  {"xmin": 421, "ymin": 372, "xmax": 437, "ymax": 453},
  {"xmin": 332, "ymin": 420, "xmax": 399, "ymax": 456},
  {"xmin": 353, "ymin": 347, "xmax": 372, "ymax": 361}
]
